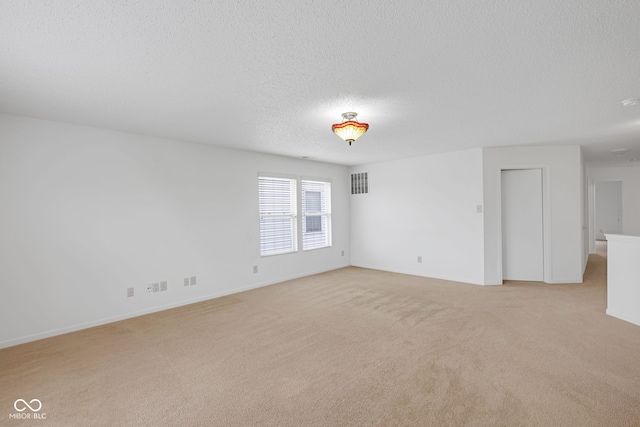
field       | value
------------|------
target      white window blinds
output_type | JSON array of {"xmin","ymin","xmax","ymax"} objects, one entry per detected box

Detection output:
[
  {"xmin": 259, "ymin": 176, "xmax": 297, "ymax": 256},
  {"xmin": 301, "ymin": 180, "xmax": 331, "ymax": 250}
]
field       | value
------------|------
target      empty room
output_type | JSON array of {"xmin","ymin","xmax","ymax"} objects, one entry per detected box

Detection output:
[{"xmin": 2, "ymin": 1, "xmax": 640, "ymax": 426}]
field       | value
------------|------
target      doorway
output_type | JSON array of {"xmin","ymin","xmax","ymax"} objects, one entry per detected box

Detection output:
[
  {"xmin": 501, "ymin": 169, "xmax": 544, "ymax": 281},
  {"xmin": 594, "ymin": 181, "xmax": 622, "ymax": 240}
]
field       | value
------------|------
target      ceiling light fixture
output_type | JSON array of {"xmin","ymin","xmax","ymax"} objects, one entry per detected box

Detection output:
[
  {"xmin": 332, "ymin": 112, "xmax": 369, "ymax": 146},
  {"xmin": 622, "ymin": 98, "xmax": 640, "ymax": 107}
]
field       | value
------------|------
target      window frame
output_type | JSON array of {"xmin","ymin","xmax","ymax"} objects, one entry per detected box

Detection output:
[
  {"xmin": 301, "ymin": 178, "xmax": 332, "ymax": 251},
  {"xmin": 258, "ymin": 174, "xmax": 332, "ymax": 256}
]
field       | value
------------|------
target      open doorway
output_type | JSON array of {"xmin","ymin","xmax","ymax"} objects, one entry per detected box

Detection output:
[{"xmin": 594, "ymin": 181, "xmax": 622, "ymax": 241}]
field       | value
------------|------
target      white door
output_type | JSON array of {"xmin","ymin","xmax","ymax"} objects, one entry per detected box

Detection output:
[
  {"xmin": 595, "ymin": 181, "xmax": 622, "ymax": 240},
  {"xmin": 501, "ymin": 169, "xmax": 544, "ymax": 281}
]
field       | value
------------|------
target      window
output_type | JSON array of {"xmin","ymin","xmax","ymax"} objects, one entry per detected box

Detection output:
[
  {"xmin": 259, "ymin": 176, "xmax": 331, "ymax": 255},
  {"xmin": 259, "ymin": 176, "xmax": 297, "ymax": 256},
  {"xmin": 304, "ymin": 191, "xmax": 322, "ymax": 232},
  {"xmin": 302, "ymin": 180, "xmax": 331, "ymax": 250}
]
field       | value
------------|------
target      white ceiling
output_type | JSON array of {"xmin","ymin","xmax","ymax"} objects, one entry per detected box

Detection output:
[{"xmin": 2, "ymin": 1, "xmax": 640, "ymax": 167}]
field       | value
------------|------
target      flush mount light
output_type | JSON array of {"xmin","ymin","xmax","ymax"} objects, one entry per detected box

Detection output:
[
  {"xmin": 622, "ymin": 98, "xmax": 640, "ymax": 107},
  {"xmin": 332, "ymin": 112, "xmax": 369, "ymax": 146},
  {"xmin": 610, "ymin": 148, "xmax": 629, "ymax": 156}
]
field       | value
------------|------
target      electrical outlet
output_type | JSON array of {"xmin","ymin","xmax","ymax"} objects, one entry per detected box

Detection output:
[
  {"xmin": 152, "ymin": 282, "xmax": 160, "ymax": 292},
  {"xmin": 127, "ymin": 287, "xmax": 134, "ymax": 297},
  {"xmin": 253, "ymin": 265, "xmax": 258, "ymax": 274},
  {"xmin": 417, "ymin": 256, "xmax": 422, "ymax": 263},
  {"xmin": 190, "ymin": 276, "xmax": 197, "ymax": 286},
  {"xmin": 160, "ymin": 281, "xmax": 167, "ymax": 292},
  {"xmin": 146, "ymin": 284, "xmax": 153, "ymax": 293},
  {"xmin": 183, "ymin": 277, "xmax": 189, "ymax": 287},
  {"xmin": 341, "ymin": 250, "xmax": 345, "ymax": 256}
]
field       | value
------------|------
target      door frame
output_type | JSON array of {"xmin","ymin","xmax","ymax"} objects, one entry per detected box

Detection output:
[{"xmin": 497, "ymin": 166, "xmax": 551, "ymax": 283}]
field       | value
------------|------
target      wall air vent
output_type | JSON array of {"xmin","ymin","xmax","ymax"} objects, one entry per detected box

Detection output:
[{"xmin": 351, "ymin": 172, "xmax": 369, "ymax": 195}]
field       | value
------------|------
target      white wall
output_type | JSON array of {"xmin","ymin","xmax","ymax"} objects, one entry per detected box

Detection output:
[
  {"xmin": 0, "ymin": 114, "xmax": 350, "ymax": 347},
  {"xmin": 581, "ymin": 151, "xmax": 589, "ymax": 272},
  {"xmin": 588, "ymin": 165, "xmax": 640, "ymax": 238},
  {"xmin": 350, "ymin": 149, "xmax": 485, "ymax": 285},
  {"xmin": 483, "ymin": 145, "xmax": 583, "ymax": 284}
]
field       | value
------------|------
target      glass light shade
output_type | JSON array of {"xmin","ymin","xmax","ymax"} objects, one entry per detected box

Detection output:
[{"xmin": 332, "ymin": 112, "xmax": 369, "ymax": 145}]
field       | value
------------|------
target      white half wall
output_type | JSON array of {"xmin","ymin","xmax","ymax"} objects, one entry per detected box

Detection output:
[
  {"xmin": 349, "ymin": 149, "xmax": 485, "ymax": 285},
  {"xmin": 483, "ymin": 145, "xmax": 583, "ymax": 284},
  {"xmin": 0, "ymin": 114, "xmax": 350, "ymax": 347},
  {"xmin": 605, "ymin": 234, "xmax": 640, "ymax": 327}
]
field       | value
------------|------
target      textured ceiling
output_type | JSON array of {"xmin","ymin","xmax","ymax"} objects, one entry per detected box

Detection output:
[{"xmin": 1, "ymin": 1, "xmax": 640, "ymax": 166}]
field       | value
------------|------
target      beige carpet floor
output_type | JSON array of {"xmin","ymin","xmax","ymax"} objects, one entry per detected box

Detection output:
[{"xmin": 2, "ymin": 243, "xmax": 640, "ymax": 426}]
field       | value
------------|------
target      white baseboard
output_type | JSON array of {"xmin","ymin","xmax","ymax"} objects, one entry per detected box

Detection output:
[
  {"xmin": 350, "ymin": 263, "xmax": 486, "ymax": 286},
  {"xmin": 0, "ymin": 264, "xmax": 350, "ymax": 349},
  {"xmin": 606, "ymin": 308, "xmax": 640, "ymax": 327},
  {"xmin": 545, "ymin": 277, "xmax": 584, "ymax": 284}
]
